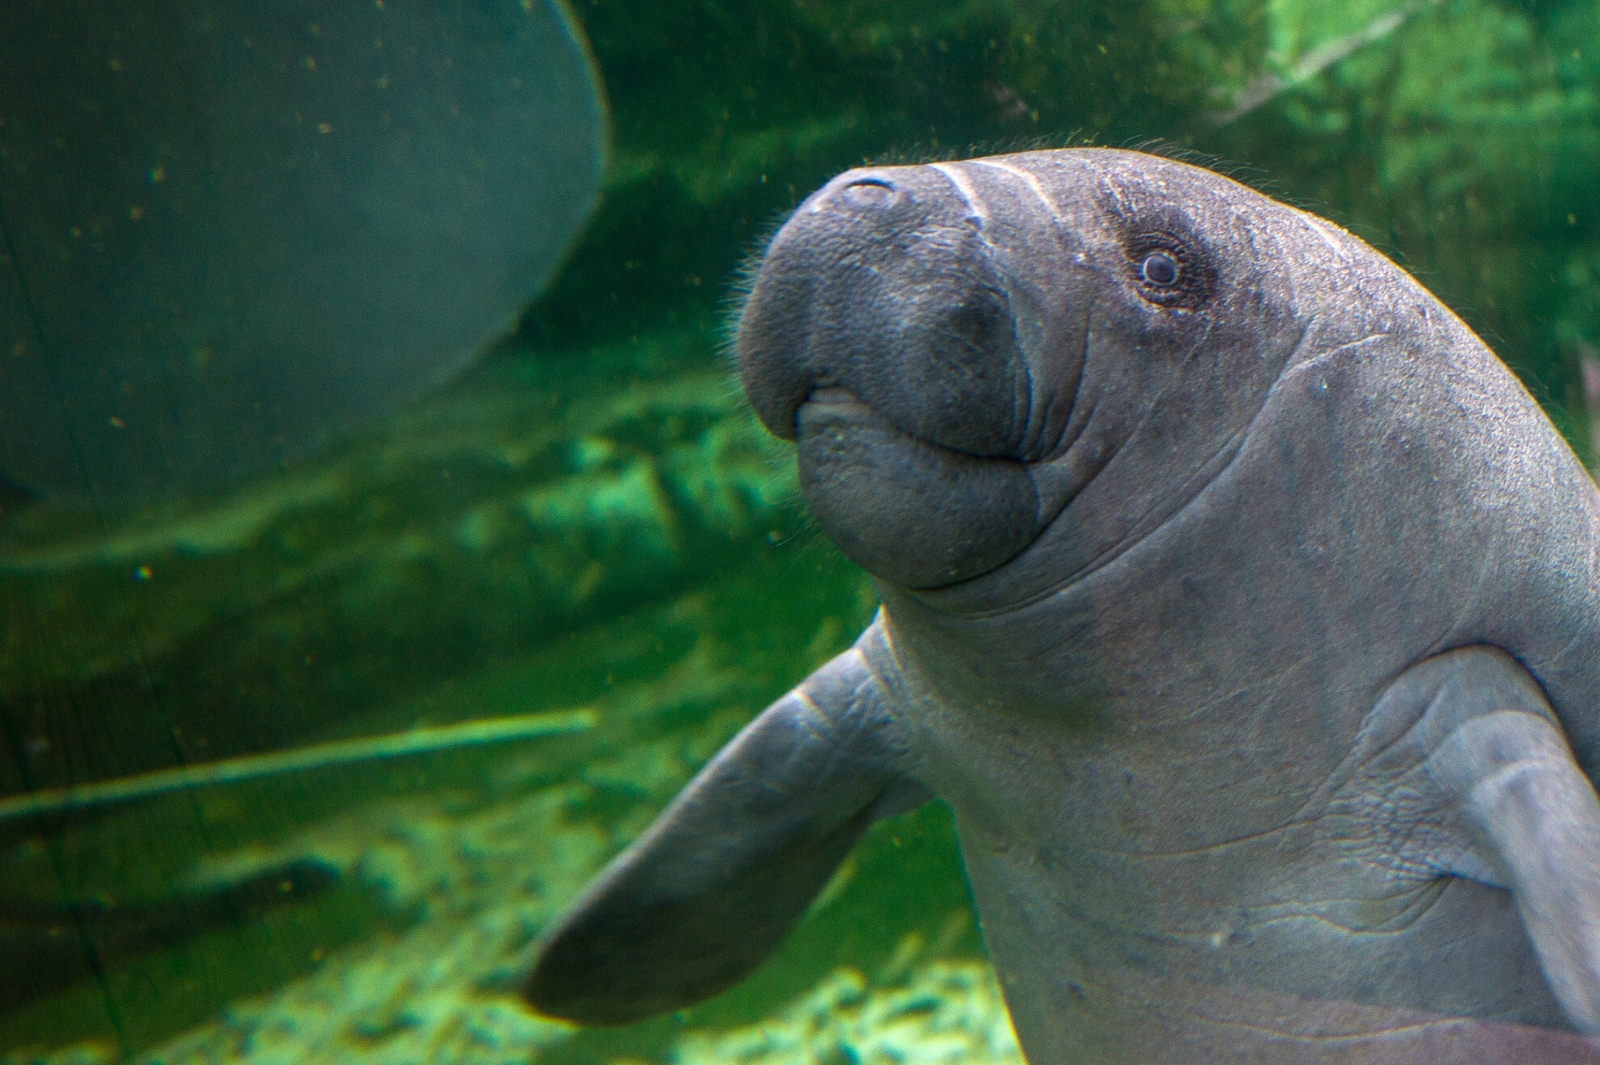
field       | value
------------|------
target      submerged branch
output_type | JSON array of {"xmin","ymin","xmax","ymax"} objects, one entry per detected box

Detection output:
[
  {"xmin": 1208, "ymin": 0, "xmax": 1443, "ymax": 127},
  {"xmin": 0, "ymin": 708, "xmax": 597, "ymax": 823}
]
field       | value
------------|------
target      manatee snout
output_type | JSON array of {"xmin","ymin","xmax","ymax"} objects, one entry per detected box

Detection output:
[
  {"xmin": 737, "ymin": 165, "xmax": 1050, "ymax": 587},
  {"xmin": 738, "ymin": 167, "xmax": 1029, "ymax": 454}
]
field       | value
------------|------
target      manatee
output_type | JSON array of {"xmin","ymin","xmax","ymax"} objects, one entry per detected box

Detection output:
[
  {"xmin": 522, "ymin": 149, "xmax": 1600, "ymax": 1062},
  {"xmin": 0, "ymin": 0, "xmax": 605, "ymax": 507}
]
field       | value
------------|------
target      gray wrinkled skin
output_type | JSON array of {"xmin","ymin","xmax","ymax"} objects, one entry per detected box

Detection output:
[{"xmin": 523, "ymin": 149, "xmax": 1600, "ymax": 1063}]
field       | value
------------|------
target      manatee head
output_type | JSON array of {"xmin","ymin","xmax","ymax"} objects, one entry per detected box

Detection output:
[{"xmin": 736, "ymin": 149, "xmax": 1333, "ymax": 600}]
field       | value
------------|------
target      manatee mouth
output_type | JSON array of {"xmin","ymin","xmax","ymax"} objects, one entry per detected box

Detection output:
[{"xmin": 798, "ymin": 388, "xmax": 1044, "ymax": 589}]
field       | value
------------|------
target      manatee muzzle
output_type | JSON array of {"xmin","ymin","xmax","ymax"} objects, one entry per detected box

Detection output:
[
  {"xmin": 739, "ymin": 167, "xmax": 1033, "ymax": 451},
  {"xmin": 798, "ymin": 388, "xmax": 1043, "ymax": 588},
  {"xmin": 738, "ymin": 165, "xmax": 1054, "ymax": 588}
]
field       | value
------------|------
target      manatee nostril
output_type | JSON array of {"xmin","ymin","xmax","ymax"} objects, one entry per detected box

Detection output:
[{"xmin": 838, "ymin": 178, "xmax": 896, "ymax": 208}]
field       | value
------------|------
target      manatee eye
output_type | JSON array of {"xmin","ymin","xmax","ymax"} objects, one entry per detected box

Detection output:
[
  {"xmin": 1126, "ymin": 231, "xmax": 1209, "ymax": 309},
  {"xmin": 1140, "ymin": 251, "xmax": 1178, "ymax": 287}
]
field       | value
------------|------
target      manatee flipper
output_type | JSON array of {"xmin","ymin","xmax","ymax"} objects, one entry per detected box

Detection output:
[
  {"xmin": 521, "ymin": 636, "xmax": 929, "ymax": 1026},
  {"xmin": 1380, "ymin": 648, "xmax": 1600, "ymax": 1035}
]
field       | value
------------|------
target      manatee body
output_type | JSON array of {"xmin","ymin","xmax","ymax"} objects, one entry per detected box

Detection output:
[{"xmin": 523, "ymin": 149, "xmax": 1600, "ymax": 1062}]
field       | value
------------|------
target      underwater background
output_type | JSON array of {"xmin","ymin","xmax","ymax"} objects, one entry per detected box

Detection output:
[{"xmin": 2, "ymin": 0, "xmax": 1600, "ymax": 1060}]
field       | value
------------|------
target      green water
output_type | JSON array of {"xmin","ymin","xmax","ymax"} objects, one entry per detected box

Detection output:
[{"xmin": 3, "ymin": 0, "xmax": 1600, "ymax": 1061}]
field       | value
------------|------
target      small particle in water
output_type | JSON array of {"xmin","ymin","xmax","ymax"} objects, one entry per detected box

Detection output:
[
  {"xmin": 149, "ymin": 165, "xmax": 166, "ymax": 183},
  {"xmin": 128, "ymin": 205, "xmax": 144, "ymax": 220},
  {"xmin": 108, "ymin": 416, "xmax": 125, "ymax": 428},
  {"xmin": 134, "ymin": 565, "xmax": 152, "ymax": 581}
]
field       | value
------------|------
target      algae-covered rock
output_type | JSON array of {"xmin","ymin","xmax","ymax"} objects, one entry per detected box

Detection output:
[
  {"xmin": 671, "ymin": 962, "xmax": 1021, "ymax": 1065},
  {"xmin": 0, "ymin": 327, "xmax": 800, "ymax": 789},
  {"xmin": 0, "ymin": 554, "xmax": 969, "ymax": 1063}
]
